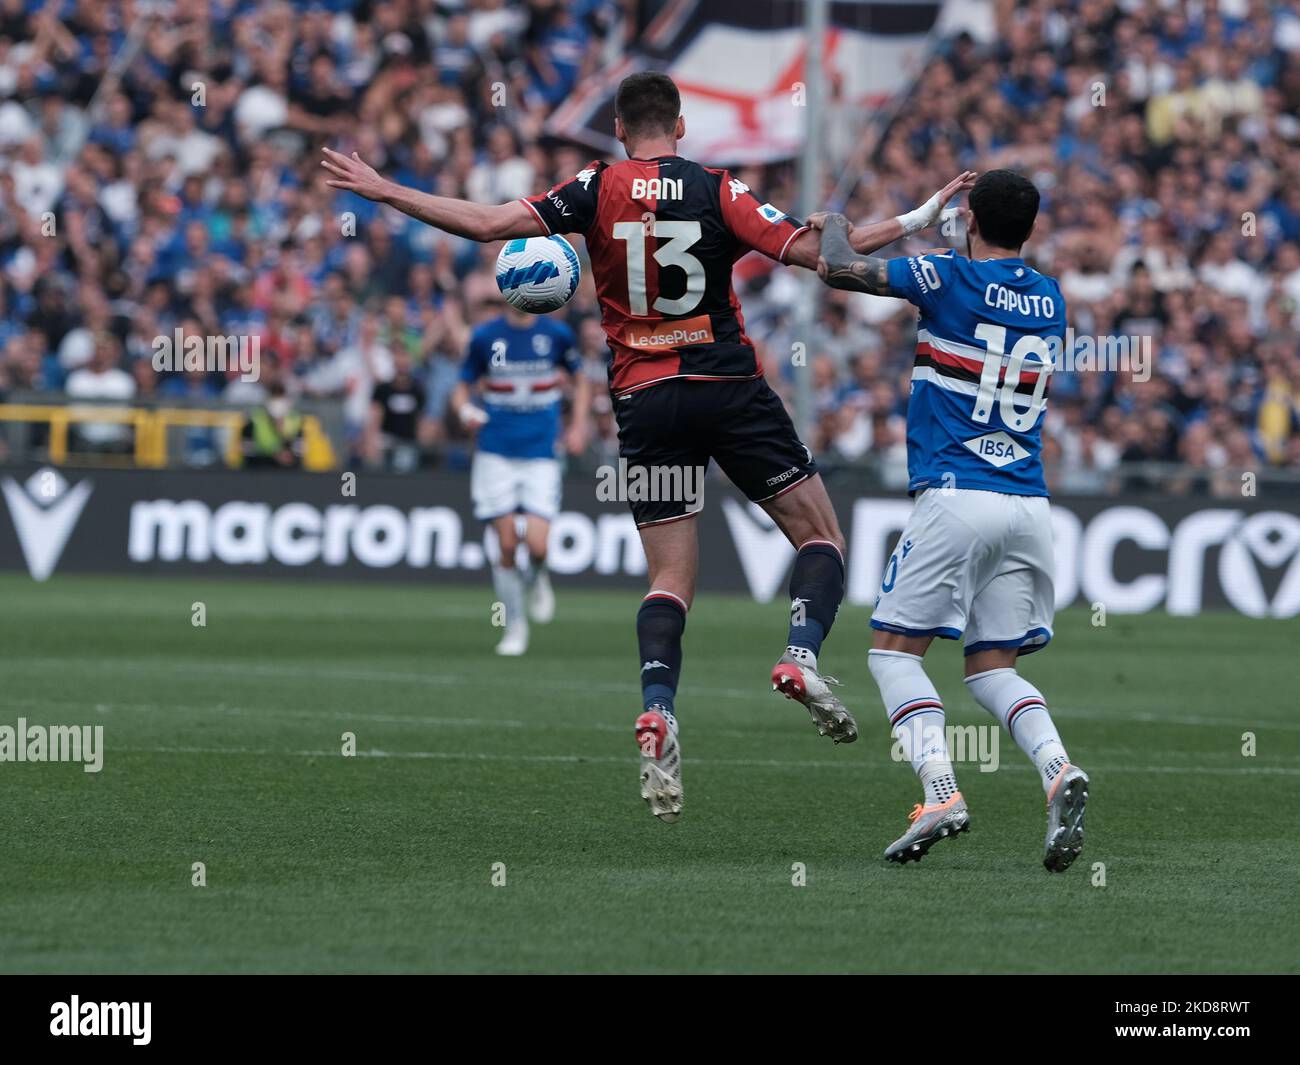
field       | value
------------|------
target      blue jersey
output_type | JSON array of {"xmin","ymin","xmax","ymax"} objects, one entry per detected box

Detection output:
[
  {"xmin": 460, "ymin": 316, "xmax": 578, "ymax": 460},
  {"xmin": 887, "ymin": 252, "xmax": 1064, "ymax": 497}
]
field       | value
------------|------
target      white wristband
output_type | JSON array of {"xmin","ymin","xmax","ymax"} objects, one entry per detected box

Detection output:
[{"xmin": 895, "ymin": 192, "xmax": 943, "ymax": 236}]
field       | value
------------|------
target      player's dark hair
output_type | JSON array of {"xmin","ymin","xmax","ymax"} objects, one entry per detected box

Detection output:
[
  {"xmin": 968, "ymin": 169, "xmax": 1040, "ymax": 250},
  {"xmin": 615, "ymin": 71, "xmax": 681, "ymax": 139}
]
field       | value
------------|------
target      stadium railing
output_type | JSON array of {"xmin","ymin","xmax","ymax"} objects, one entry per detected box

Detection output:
[{"xmin": 0, "ymin": 400, "xmax": 337, "ymax": 470}]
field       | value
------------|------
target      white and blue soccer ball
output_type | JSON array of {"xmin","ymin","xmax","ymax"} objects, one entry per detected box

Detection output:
[{"xmin": 495, "ymin": 235, "xmax": 581, "ymax": 313}]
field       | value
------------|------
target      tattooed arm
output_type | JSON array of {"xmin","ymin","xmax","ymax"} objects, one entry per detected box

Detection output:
[
  {"xmin": 815, "ymin": 214, "xmax": 896, "ymax": 296},
  {"xmin": 809, "ymin": 170, "xmax": 975, "ymax": 288}
]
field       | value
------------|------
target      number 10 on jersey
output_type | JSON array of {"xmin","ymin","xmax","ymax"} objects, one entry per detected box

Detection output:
[{"xmin": 971, "ymin": 323, "xmax": 1052, "ymax": 431}]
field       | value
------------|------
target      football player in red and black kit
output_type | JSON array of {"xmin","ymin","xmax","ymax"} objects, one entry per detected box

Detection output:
[{"xmin": 323, "ymin": 72, "xmax": 973, "ymax": 822}]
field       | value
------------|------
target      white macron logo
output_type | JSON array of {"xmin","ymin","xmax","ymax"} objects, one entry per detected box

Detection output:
[
  {"xmin": 641, "ymin": 660, "xmax": 668, "ymax": 673},
  {"xmin": 2, "ymin": 467, "xmax": 92, "ymax": 580},
  {"xmin": 50, "ymin": 996, "xmax": 151, "ymax": 1045},
  {"xmin": 575, "ymin": 167, "xmax": 597, "ymax": 189},
  {"xmin": 963, "ymin": 431, "xmax": 1029, "ymax": 468}
]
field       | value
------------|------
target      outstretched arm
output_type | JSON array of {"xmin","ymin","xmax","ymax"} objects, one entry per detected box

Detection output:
[
  {"xmin": 321, "ymin": 147, "xmax": 544, "ymax": 242},
  {"xmin": 787, "ymin": 169, "xmax": 976, "ymax": 270},
  {"xmin": 855, "ymin": 169, "xmax": 975, "ymax": 254},
  {"xmin": 815, "ymin": 213, "xmax": 895, "ymax": 296}
]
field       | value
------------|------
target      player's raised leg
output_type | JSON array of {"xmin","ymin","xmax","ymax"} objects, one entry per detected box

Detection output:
[
  {"xmin": 868, "ymin": 632, "xmax": 969, "ymax": 863},
  {"xmin": 708, "ymin": 379, "xmax": 857, "ymax": 741},
  {"xmin": 490, "ymin": 513, "xmax": 529, "ymax": 656},
  {"xmin": 761, "ymin": 475, "xmax": 857, "ymax": 742},
  {"xmin": 632, "ymin": 516, "xmax": 697, "ymax": 823}
]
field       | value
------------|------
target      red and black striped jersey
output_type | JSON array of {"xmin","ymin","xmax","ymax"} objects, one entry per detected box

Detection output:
[{"xmin": 519, "ymin": 155, "xmax": 808, "ymax": 397}]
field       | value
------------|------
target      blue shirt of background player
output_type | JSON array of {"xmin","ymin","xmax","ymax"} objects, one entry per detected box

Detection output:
[
  {"xmin": 459, "ymin": 315, "xmax": 578, "ymax": 460},
  {"xmin": 887, "ymin": 251, "xmax": 1066, "ymax": 498}
]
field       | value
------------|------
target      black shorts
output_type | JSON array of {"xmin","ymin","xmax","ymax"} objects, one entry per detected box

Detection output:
[{"xmin": 613, "ymin": 376, "xmax": 818, "ymax": 527}]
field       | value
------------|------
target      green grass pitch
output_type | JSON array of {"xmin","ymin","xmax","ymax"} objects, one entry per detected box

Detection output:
[{"xmin": 1, "ymin": 573, "xmax": 1296, "ymax": 974}]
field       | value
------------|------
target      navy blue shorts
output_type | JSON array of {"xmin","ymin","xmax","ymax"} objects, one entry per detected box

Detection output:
[{"xmin": 613, "ymin": 376, "xmax": 818, "ymax": 527}]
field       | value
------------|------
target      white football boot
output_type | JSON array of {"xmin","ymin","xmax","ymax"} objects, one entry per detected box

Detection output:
[
  {"xmin": 527, "ymin": 569, "xmax": 556, "ymax": 624},
  {"xmin": 494, "ymin": 622, "xmax": 528, "ymax": 656},
  {"xmin": 635, "ymin": 707, "xmax": 682, "ymax": 823},
  {"xmin": 771, "ymin": 652, "xmax": 858, "ymax": 743},
  {"xmin": 884, "ymin": 793, "xmax": 970, "ymax": 864},
  {"xmin": 1043, "ymin": 764, "xmax": 1089, "ymax": 872}
]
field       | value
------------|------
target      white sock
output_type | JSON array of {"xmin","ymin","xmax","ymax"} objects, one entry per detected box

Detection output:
[
  {"xmin": 784, "ymin": 645, "xmax": 817, "ymax": 670},
  {"xmin": 492, "ymin": 565, "xmax": 527, "ymax": 631},
  {"xmin": 964, "ymin": 667, "xmax": 1069, "ymax": 794},
  {"xmin": 868, "ymin": 650, "xmax": 960, "ymax": 806}
]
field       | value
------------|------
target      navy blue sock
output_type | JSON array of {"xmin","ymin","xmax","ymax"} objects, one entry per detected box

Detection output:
[
  {"xmin": 637, "ymin": 593, "xmax": 686, "ymax": 717},
  {"xmin": 786, "ymin": 541, "xmax": 844, "ymax": 660}
]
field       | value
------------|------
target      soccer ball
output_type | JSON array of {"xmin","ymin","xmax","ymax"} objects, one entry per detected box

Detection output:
[{"xmin": 495, "ymin": 235, "xmax": 581, "ymax": 313}]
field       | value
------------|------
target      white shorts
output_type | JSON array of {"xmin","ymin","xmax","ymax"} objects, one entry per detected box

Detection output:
[
  {"xmin": 470, "ymin": 451, "xmax": 561, "ymax": 522},
  {"xmin": 872, "ymin": 488, "xmax": 1055, "ymax": 656}
]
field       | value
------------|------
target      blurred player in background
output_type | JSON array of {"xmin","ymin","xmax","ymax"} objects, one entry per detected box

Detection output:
[
  {"xmin": 322, "ymin": 73, "xmax": 972, "ymax": 823},
  {"xmin": 450, "ymin": 302, "xmax": 590, "ymax": 656},
  {"xmin": 815, "ymin": 169, "xmax": 1090, "ymax": 872}
]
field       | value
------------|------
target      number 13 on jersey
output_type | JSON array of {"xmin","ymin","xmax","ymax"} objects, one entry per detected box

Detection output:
[{"xmin": 612, "ymin": 220, "xmax": 704, "ymax": 317}]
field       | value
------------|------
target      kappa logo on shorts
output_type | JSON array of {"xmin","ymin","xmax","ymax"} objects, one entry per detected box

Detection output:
[{"xmin": 962, "ymin": 430, "xmax": 1029, "ymax": 468}]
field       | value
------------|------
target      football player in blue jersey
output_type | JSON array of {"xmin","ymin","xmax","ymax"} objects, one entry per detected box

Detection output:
[
  {"xmin": 814, "ymin": 170, "xmax": 1089, "ymax": 871},
  {"xmin": 451, "ymin": 302, "xmax": 591, "ymax": 656}
]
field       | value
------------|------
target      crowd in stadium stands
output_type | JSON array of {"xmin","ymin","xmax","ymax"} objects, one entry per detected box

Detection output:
[{"xmin": 0, "ymin": 0, "xmax": 1298, "ymax": 493}]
